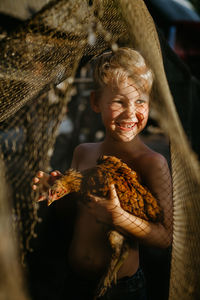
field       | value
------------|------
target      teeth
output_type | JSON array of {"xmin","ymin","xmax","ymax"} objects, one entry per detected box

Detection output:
[
  {"xmin": 118, "ymin": 123, "xmax": 133, "ymax": 128},
  {"xmin": 116, "ymin": 121, "xmax": 136, "ymax": 129}
]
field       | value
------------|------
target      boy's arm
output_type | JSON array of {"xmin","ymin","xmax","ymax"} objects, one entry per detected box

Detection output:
[
  {"xmin": 112, "ymin": 154, "xmax": 173, "ymax": 248},
  {"xmin": 88, "ymin": 154, "xmax": 173, "ymax": 249}
]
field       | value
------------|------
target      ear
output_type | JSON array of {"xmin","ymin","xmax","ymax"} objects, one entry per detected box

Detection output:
[{"xmin": 90, "ymin": 91, "xmax": 101, "ymax": 113}]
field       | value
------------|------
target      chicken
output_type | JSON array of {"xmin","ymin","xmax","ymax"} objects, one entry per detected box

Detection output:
[{"xmin": 46, "ymin": 155, "xmax": 163, "ymax": 298}]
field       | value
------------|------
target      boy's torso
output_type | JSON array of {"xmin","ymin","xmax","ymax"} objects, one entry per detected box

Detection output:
[{"xmin": 67, "ymin": 140, "xmax": 155, "ymax": 280}]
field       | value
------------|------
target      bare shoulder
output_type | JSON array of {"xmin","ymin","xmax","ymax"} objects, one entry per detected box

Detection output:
[
  {"xmin": 136, "ymin": 147, "xmax": 171, "ymax": 185},
  {"xmin": 141, "ymin": 150, "xmax": 169, "ymax": 171},
  {"xmin": 71, "ymin": 142, "xmax": 101, "ymax": 170},
  {"xmin": 73, "ymin": 142, "xmax": 99, "ymax": 157},
  {"xmin": 73, "ymin": 143, "xmax": 91, "ymax": 155}
]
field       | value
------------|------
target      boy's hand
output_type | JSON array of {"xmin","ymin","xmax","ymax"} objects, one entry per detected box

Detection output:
[
  {"xmin": 87, "ymin": 184, "xmax": 123, "ymax": 225},
  {"xmin": 32, "ymin": 170, "xmax": 62, "ymax": 202}
]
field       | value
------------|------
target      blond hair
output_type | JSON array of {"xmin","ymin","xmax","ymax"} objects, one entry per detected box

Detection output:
[{"xmin": 92, "ymin": 47, "xmax": 154, "ymax": 94}]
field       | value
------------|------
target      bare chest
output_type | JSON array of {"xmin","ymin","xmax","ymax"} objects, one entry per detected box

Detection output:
[{"xmin": 75, "ymin": 202, "xmax": 110, "ymax": 238}]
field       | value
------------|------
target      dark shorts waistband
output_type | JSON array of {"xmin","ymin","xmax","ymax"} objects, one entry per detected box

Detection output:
[{"xmin": 117, "ymin": 267, "xmax": 145, "ymax": 284}]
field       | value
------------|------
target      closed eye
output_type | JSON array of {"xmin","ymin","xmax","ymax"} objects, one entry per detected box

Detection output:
[{"xmin": 113, "ymin": 99, "xmax": 123, "ymax": 104}]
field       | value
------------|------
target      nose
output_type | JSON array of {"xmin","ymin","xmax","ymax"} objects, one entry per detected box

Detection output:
[{"xmin": 124, "ymin": 103, "xmax": 138, "ymax": 122}]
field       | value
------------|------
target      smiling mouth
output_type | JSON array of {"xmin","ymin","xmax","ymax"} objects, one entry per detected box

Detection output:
[{"xmin": 116, "ymin": 122, "xmax": 137, "ymax": 131}]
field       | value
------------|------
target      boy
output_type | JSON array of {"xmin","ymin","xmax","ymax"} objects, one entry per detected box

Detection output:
[{"xmin": 32, "ymin": 47, "xmax": 173, "ymax": 300}]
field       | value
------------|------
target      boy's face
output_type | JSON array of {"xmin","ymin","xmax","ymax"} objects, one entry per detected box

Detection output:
[{"xmin": 92, "ymin": 78, "xmax": 149, "ymax": 142}]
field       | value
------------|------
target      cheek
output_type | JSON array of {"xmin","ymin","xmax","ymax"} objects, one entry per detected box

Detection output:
[
  {"xmin": 136, "ymin": 106, "xmax": 149, "ymax": 127},
  {"xmin": 103, "ymin": 106, "xmax": 122, "ymax": 122},
  {"xmin": 111, "ymin": 109, "xmax": 121, "ymax": 120}
]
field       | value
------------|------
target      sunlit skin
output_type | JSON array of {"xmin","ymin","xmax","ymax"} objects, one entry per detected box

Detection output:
[
  {"xmin": 32, "ymin": 76, "xmax": 173, "ymax": 282},
  {"xmin": 91, "ymin": 78, "xmax": 149, "ymax": 144},
  {"xmin": 32, "ymin": 79, "xmax": 150, "ymax": 198}
]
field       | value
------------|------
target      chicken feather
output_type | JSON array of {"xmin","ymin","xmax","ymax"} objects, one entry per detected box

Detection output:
[{"xmin": 46, "ymin": 155, "xmax": 163, "ymax": 298}]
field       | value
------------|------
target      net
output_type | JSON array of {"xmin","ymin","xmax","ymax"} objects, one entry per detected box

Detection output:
[
  {"xmin": 0, "ymin": 158, "xmax": 29, "ymax": 300},
  {"xmin": 0, "ymin": 0, "xmax": 200, "ymax": 299}
]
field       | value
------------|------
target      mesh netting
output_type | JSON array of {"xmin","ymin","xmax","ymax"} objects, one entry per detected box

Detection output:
[
  {"xmin": 0, "ymin": 0, "xmax": 200, "ymax": 299},
  {"xmin": 0, "ymin": 158, "xmax": 29, "ymax": 300}
]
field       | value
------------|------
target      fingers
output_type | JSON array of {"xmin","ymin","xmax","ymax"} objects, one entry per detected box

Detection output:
[
  {"xmin": 48, "ymin": 170, "xmax": 62, "ymax": 186},
  {"xmin": 88, "ymin": 193, "xmax": 100, "ymax": 203},
  {"xmin": 50, "ymin": 170, "xmax": 61, "ymax": 177},
  {"xmin": 88, "ymin": 186, "xmax": 117, "ymax": 203},
  {"xmin": 32, "ymin": 171, "xmax": 50, "ymax": 188},
  {"xmin": 35, "ymin": 171, "xmax": 44, "ymax": 178},
  {"xmin": 32, "ymin": 171, "xmax": 45, "ymax": 189},
  {"xmin": 32, "ymin": 184, "xmax": 37, "ymax": 191},
  {"xmin": 32, "ymin": 170, "xmax": 63, "ymax": 203},
  {"xmin": 109, "ymin": 184, "xmax": 118, "ymax": 199},
  {"xmin": 108, "ymin": 184, "xmax": 121, "ymax": 208},
  {"xmin": 31, "ymin": 171, "xmax": 49, "ymax": 203},
  {"xmin": 32, "ymin": 177, "xmax": 40, "ymax": 189},
  {"xmin": 83, "ymin": 194, "xmax": 100, "ymax": 211},
  {"xmin": 32, "ymin": 176, "xmax": 49, "ymax": 190},
  {"xmin": 33, "ymin": 177, "xmax": 39, "ymax": 183}
]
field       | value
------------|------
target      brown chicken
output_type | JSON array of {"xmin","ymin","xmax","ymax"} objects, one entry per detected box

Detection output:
[{"xmin": 46, "ymin": 155, "xmax": 163, "ymax": 298}]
